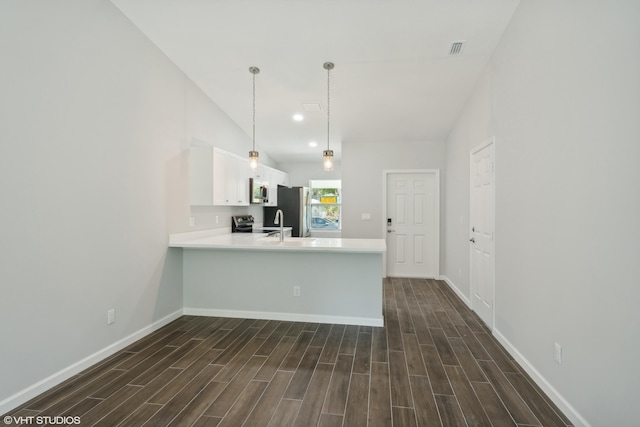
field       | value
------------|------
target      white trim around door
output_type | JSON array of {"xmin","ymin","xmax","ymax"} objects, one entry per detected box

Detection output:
[
  {"xmin": 383, "ymin": 169, "xmax": 440, "ymax": 279},
  {"xmin": 469, "ymin": 137, "xmax": 496, "ymax": 329}
]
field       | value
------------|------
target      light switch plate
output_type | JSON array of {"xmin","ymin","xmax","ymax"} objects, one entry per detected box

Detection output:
[{"xmin": 361, "ymin": 213, "xmax": 371, "ymax": 220}]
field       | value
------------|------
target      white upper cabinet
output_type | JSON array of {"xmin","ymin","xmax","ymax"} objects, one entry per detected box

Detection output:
[
  {"xmin": 260, "ymin": 165, "xmax": 289, "ymax": 206},
  {"xmin": 189, "ymin": 146, "xmax": 250, "ymax": 206}
]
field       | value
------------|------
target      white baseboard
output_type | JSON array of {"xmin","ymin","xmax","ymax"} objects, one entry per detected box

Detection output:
[
  {"xmin": 0, "ymin": 309, "xmax": 184, "ymax": 416},
  {"xmin": 184, "ymin": 307, "xmax": 384, "ymax": 327},
  {"xmin": 492, "ymin": 329, "xmax": 590, "ymax": 427},
  {"xmin": 440, "ymin": 275, "xmax": 472, "ymax": 308}
]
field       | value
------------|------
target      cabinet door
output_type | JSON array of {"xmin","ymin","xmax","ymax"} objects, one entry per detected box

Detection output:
[
  {"xmin": 213, "ymin": 148, "xmax": 228, "ymax": 205},
  {"xmin": 223, "ymin": 153, "xmax": 250, "ymax": 206},
  {"xmin": 236, "ymin": 157, "xmax": 250, "ymax": 205},
  {"xmin": 189, "ymin": 146, "xmax": 214, "ymax": 205},
  {"xmin": 264, "ymin": 166, "xmax": 277, "ymax": 206}
]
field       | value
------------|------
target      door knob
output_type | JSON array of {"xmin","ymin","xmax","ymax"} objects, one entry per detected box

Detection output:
[
  {"xmin": 387, "ymin": 229, "xmax": 395, "ymax": 233},
  {"xmin": 469, "ymin": 238, "xmax": 475, "ymax": 243}
]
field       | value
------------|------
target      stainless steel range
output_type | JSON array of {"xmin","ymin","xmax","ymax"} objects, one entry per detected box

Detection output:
[{"xmin": 231, "ymin": 215, "xmax": 254, "ymax": 233}]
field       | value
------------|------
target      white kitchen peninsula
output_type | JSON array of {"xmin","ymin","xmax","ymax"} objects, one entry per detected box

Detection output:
[{"xmin": 169, "ymin": 231, "xmax": 386, "ymax": 326}]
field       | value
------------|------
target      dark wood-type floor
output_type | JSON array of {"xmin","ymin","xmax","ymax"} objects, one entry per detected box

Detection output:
[{"xmin": 5, "ymin": 278, "xmax": 573, "ymax": 426}]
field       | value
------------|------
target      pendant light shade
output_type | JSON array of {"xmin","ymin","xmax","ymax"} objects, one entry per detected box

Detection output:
[
  {"xmin": 249, "ymin": 66, "xmax": 260, "ymax": 169},
  {"xmin": 323, "ymin": 62, "xmax": 334, "ymax": 171},
  {"xmin": 323, "ymin": 149, "xmax": 334, "ymax": 171}
]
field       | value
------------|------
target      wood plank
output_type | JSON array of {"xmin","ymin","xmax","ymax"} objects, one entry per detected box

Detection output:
[
  {"xmin": 93, "ymin": 367, "xmax": 183, "ymax": 427},
  {"xmin": 420, "ymin": 345, "xmax": 454, "ymax": 395},
  {"xmin": 353, "ymin": 329, "xmax": 372, "ymax": 374},
  {"xmin": 255, "ymin": 321, "xmax": 291, "ymax": 356},
  {"xmin": 129, "ymin": 338, "xmax": 202, "ymax": 385},
  {"xmin": 283, "ymin": 346, "xmax": 323, "ymax": 400},
  {"xmin": 144, "ymin": 364, "xmax": 223, "ymax": 426},
  {"xmin": 309, "ymin": 323, "xmax": 332, "ymax": 347},
  {"xmin": 119, "ymin": 403, "xmax": 162, "ymax": 427},
  {"xmin": 318, "ymin": 324, "xmax": 345, "ymax": 364},
  {"xmin": 392, "ymin": 406, "xmax": 418, "ymax": 427},
  {"xmin": 504, "ymin": 372, "xmax": 571, "ymax": 426},
  {"xmin": 409, "ymin": 375, "xmax": 440, "ymax": 426},
  {"xmin": 204, "ymin": 356, "xmax": 267, "ymax": 418},
  {"xmin": 213, "ymin": 336, "xmax": 267, "ymax": 382},
  {"xmin": 395, "ymin": 282, "xmax": 416, "ymax": 334},
  {"xmin": 471, "ymin": 381, "xmax": 517, "ymax": 427},
  {"xmin": 211, "ymin": 318, "xmax": 257, "ymax": 350},
  {"xmin": 402, "ymin": 333, "xmax": 427, "ymax": 376},
  {"xmin": 267, "ymin": 399, "xmax": 302, "ymax": 427},
  {"xmin": 244, "ymin": 371, "xmax": 295, "ymax": 427},
  {"xmin": 429, "ymin": 327, "xmax": 459, "ymax": 366},
  {"xmin": 148, "ymin": 349, "xmax": 221, "ymax": 405},
  {"xmin": 445, "ymin": 365, "xmax": 492, "ymax": 427},
  {"xmin": 35, "ymin": 369, "xmax": 124, "ymax": 415},
  {"xmin": 192, "ymin": 415, "xmax": 221, "ymax": 427},
  {"xmin": 75, "ymin": 385, "xmax": 141, "ymax": 426},
  {"xmin": 369, "ymin": 362, "xmax": 392, "ymax": 427},
  {"xmin": 338, "ymin": 325, "xmax": 359, "ymax": 355},
  {"xmin": 435, "ymin": 394, "xmax": 467, "ymax": 427},
  {"xmin": 292, "ymin": 362, "xmax": 333, "ymax": 427},
  {"xmin": 216, "ymin": 380, "xmax": 268, "ymax": 427},
  {"xmin": 434, "ymin": 310, "xmax": 460, "ymax": 338},
  {"xmin": 211, "ymin": 328, "xmax": 263, "ymax": 365},
  {"xmin": 343, "ymin": 373, "xmax": 369, "ymax": 427},
  {"xmin": 455, "ymin": 324, "xmax": 491, "ymax": 361},
  {"xmin": 371, "ymin": 326, "xmax": 388, "ymax": 363},
  {"xmin": 388, "ymin": 350, "xmax": 413, "ymax": 408},
  {"xmin": 322, "ymin": 354, "xmax": 353, "ymax": 415},
  {"xmin": 254, "ymin": 335, "xmax": 297, "ymax": 382},
  {"xmin": 166, "ymin": 381, "xmax": 227, "ymax": 427},
  {"xmin": 280, "ymin": 331, "xmax": 314, "ymax": 371},
  {"xmin": 449, "ymin": 337, "xmax": 486, "ymax": 382},
  {"xmin": 475, "ymin": 332, "xmax": 519, "ymax": 373},
  {"xmin": 318, "ymin": 414, "xmax": 343, "ymax": 427},
  {"xmin": 478, "ymin": 360, "xmax": 541, "ymax": 426}
]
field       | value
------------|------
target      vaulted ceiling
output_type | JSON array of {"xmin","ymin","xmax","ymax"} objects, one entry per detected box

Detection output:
[{"xmin": 111, "ymin": 0, "xmax": 520, "ymax": 163}]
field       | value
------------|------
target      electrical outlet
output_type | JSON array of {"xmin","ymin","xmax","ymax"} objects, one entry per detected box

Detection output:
[
  {"xmin": 293, "ymin": 286, "xmax": 301, "ymax": 297},
  {"xmin": 554, "ymin": 342, "xmax": 562, "ymax": 365},
  {"xmin": 215, "ymin": 215, "xmax": 219, "ymax": 224},
  {"xmin": 107, "ymin": 309, "xmax": 116, "ymax": 325},
  {"xmin": 189, "ymin": 216, "xmax": 195, "ymax": 227}
]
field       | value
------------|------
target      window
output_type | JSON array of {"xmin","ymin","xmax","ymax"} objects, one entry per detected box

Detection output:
[{"xmin": 309, "ymin": 179, "xmax": 341, "ymax": 230}]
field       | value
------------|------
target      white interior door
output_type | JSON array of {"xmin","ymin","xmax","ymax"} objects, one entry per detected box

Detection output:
[
  {"xmin": 470, "ymin": 140, "xmax": 495, "ymax": 328},
  {"xmin": 386, "ymin": 171, "xmax": 439, "ymax": 278}
]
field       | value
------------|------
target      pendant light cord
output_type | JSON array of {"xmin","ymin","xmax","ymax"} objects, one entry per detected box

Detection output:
[
  {"xmin": 326, "ymin": 64, "xmax": 330, "ymax": 151},
  {"xmin": 252, "ymin": 71, "xmax": 256, "ymax": 152}
]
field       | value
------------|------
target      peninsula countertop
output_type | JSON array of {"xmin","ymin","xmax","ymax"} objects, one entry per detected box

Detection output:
[{"xmin": 169, "ymin": 229, "xmax": 386, "ymax": 254}]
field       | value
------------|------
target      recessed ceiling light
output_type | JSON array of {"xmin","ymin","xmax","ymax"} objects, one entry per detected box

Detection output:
[
  {"xmin": 293, "ymin": 114, "xmax": 304, "ymax": 122},
  {"xmin": 308, "ymin": 141, "xmax": 317, "ymax": 147}
]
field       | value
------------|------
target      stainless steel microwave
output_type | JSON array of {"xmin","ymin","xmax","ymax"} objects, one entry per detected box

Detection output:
[{"xmin": 249, "ymin": 178, "xmax": 269, "ymax": 204}]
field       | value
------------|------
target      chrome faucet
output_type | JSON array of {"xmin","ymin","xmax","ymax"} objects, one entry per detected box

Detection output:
[{"xmin": 274, "ymin": 209, "xmax": 284, "ymax": 242}]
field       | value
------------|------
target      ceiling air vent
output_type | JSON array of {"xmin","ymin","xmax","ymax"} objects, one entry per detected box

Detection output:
[{"xmin": 449, "ymin": 41, "xmax": 465, "ymax": 55}]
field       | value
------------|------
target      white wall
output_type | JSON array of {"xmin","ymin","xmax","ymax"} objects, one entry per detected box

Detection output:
[
  {"xmin": 443, "ymin": 1, "xmax": 640, "ymax": 425},
  {"xmin": 0, "ymin": 0, "xmax": 257, "ymax": 412},
  {"xmin": 277, "ymin": 160, "xmax": 341, "ymax": 187},
  {"xmin": 341, "ymin": 140, "xmax": 445, "ymax": 242}
]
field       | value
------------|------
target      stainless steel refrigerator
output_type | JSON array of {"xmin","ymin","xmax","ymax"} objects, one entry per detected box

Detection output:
[{"xmin": 263, "ymin": 186, "xmax": 310, "ymax": 237}]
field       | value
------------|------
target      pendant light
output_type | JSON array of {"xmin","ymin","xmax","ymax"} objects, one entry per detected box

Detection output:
[
  {"xmin": 323, "ymin": 62, "xmax": 334, "ymax": 171},
  {"xmin": 249, "ymin": 66, "xmax": 260, "ymax": 169}
]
